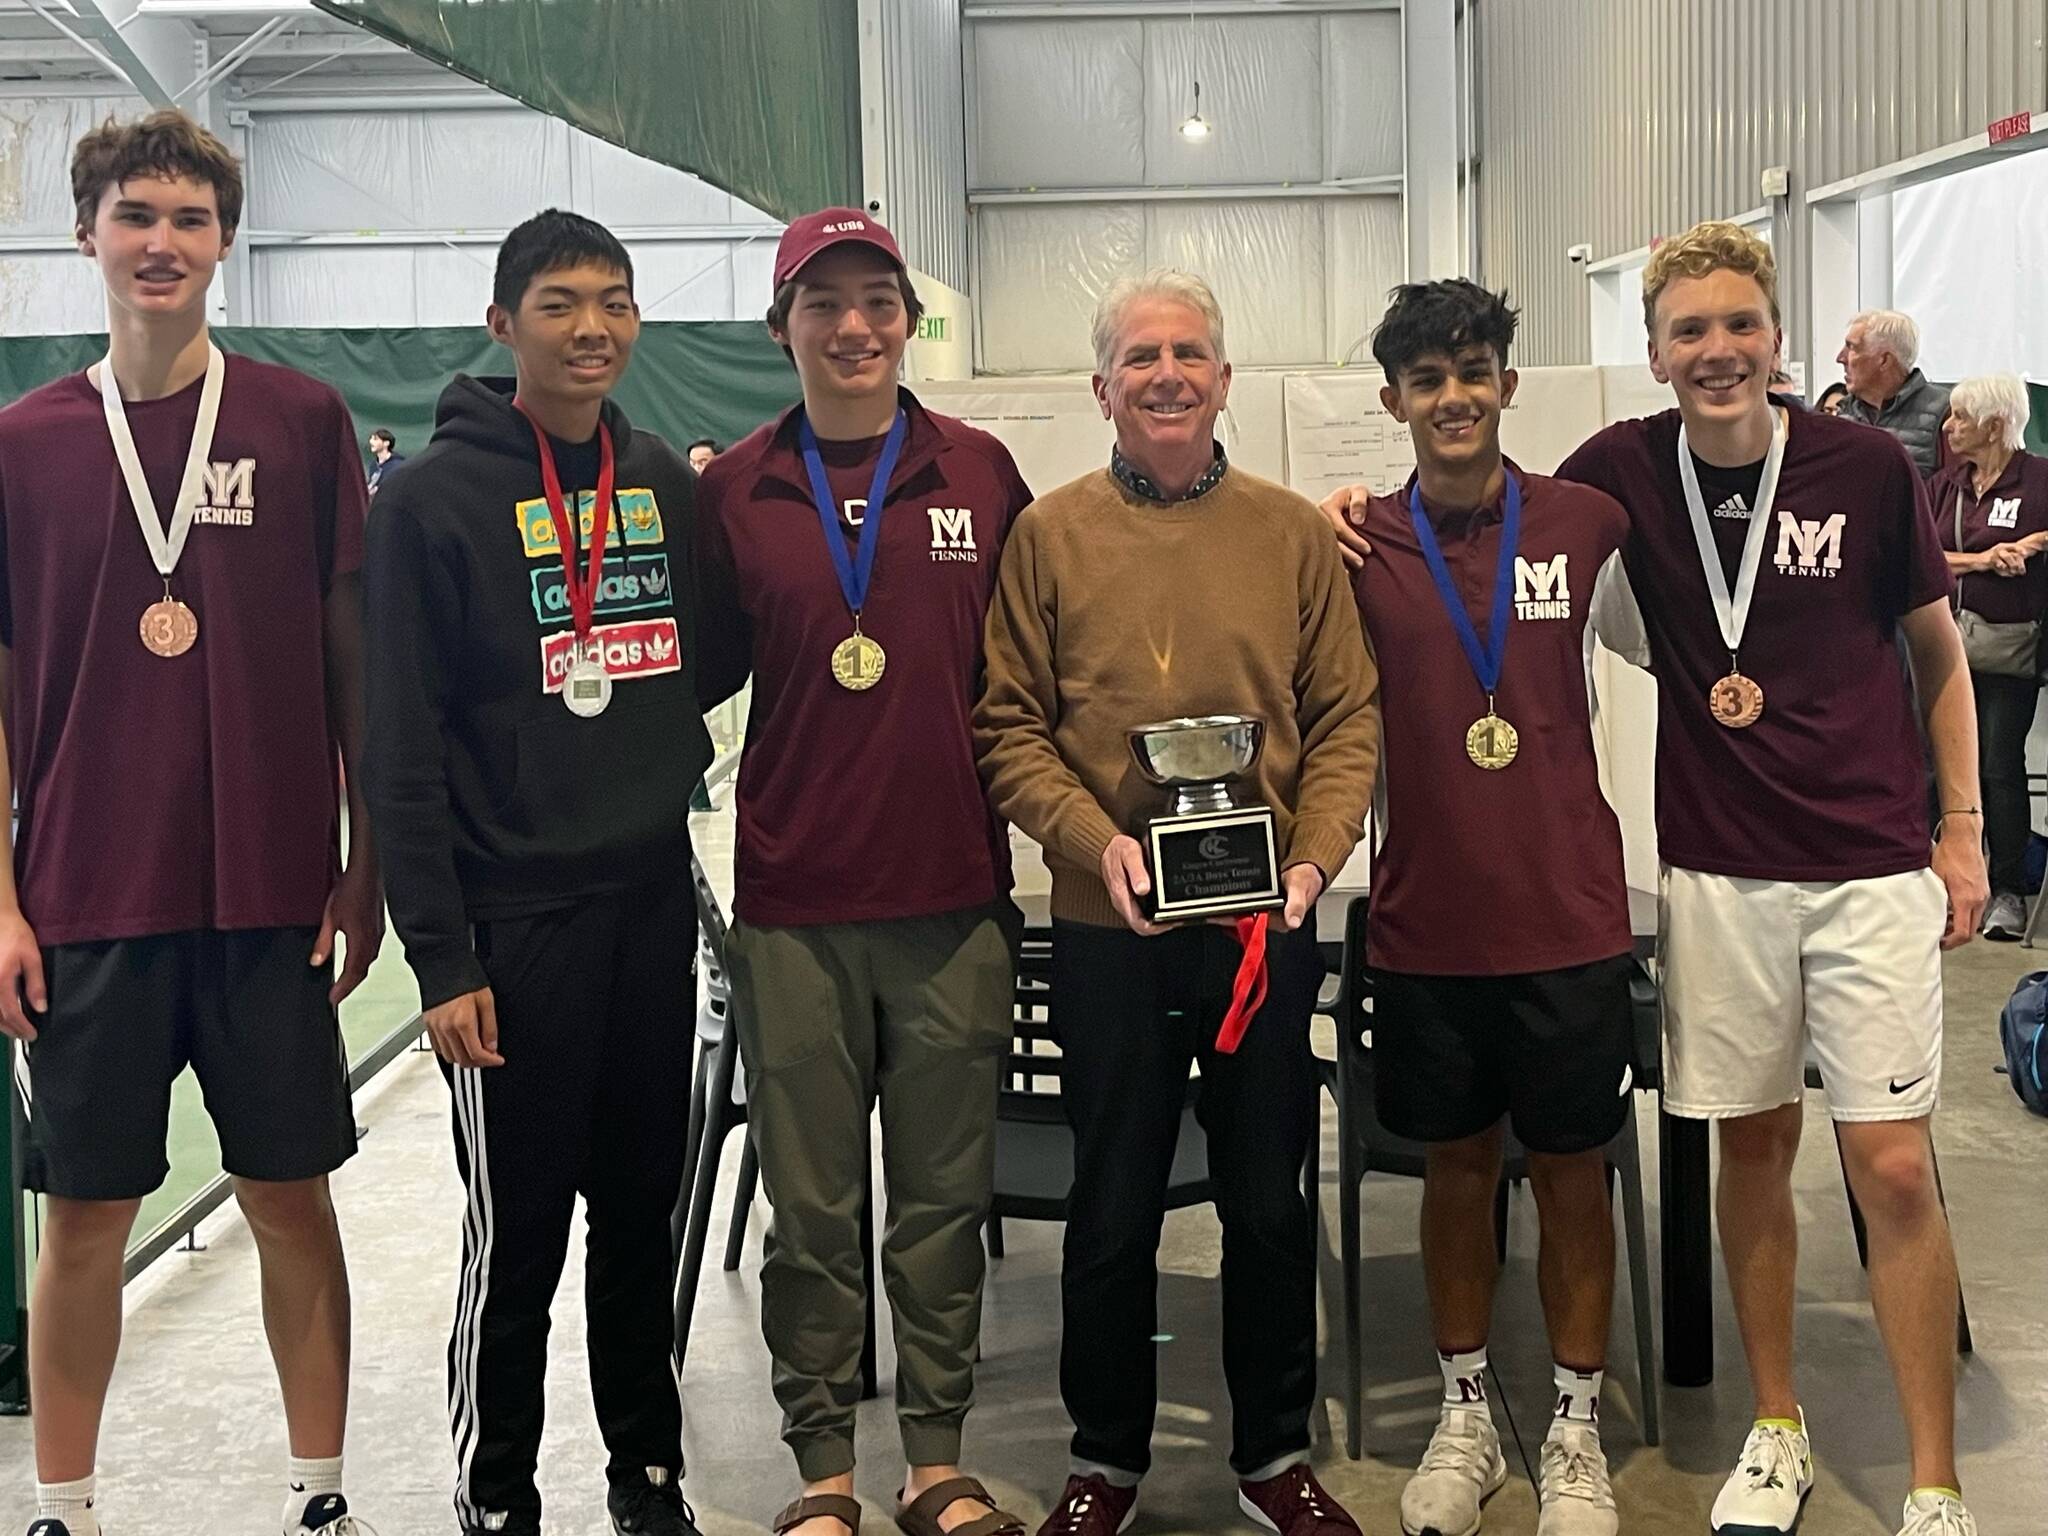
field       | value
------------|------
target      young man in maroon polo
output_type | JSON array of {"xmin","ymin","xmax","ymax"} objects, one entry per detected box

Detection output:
[
  {"xmin": 1349, "ymin": 281, "xmax": 1628, "ymax": 1536},
  {"xmin": 0, "ymin": 111, "xmax": 379, "ymax": 1536},
  {"xmin": 1563, "ymin": 223, "xmax": 1983, "ymax": 1536},
  {"xmin": 1322, "ymin": 226, "xmax": 1986, "ymax": 1536},
  {"xmin": 694, "ymin": 209, "xmax": 1034, "ymax": 1536}
]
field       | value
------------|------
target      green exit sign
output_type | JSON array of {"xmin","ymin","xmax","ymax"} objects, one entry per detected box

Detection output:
[{"xmin": 916, "ymin": 315, "xmax": 950, "ymax": 342}]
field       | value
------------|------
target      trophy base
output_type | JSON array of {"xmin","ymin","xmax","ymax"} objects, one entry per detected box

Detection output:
[{"xmin": 1144, "ymin": 804, "xmax": 1283, "ymax": 923}]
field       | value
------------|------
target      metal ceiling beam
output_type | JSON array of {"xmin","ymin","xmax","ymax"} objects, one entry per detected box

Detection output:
[
  {"xmin": 136, "ymin": 1, "xmax": 317, "ymax": 16},
  {"xmin": 37, "ymin": 0, "xmax": 185, "ymax": 105}
]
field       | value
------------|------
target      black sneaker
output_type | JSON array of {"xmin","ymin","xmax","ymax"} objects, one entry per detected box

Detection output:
[
  {"xmin": 27, "ymin": 1522, "xmax": 76, "ymax": 1536},
  {"xmin": 609, "ymin": 1467, "xmax": 701, "ymax": 1536}
]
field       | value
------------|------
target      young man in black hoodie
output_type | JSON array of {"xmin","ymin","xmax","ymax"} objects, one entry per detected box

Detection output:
[{"xmin": 362, "ymin": 210, "xmax": 711, "ymax": 1536}]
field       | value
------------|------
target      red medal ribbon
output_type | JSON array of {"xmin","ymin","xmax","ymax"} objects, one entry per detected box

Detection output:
[
  {"xmin": 1213, "ymin": 911, "xmax": 1271, "ymax": 1054},
  {"xmin": 517, "ymin": 402, "xmax": 614, "ymax": 648}
]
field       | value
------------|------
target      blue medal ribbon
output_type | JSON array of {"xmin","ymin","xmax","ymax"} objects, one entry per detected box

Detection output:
[
  {"xmin": 799, "ymin": 408, "xmax": 908, "ymax": 621},
  {"xmin": 1408, "ymin": 472, "xmax": 1522, "ymax": 702}
]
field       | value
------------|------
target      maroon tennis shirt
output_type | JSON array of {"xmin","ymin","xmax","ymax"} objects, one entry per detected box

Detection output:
[
  {"xmin": 0, "ymin": 354, "xmax": 367, "ymax": 943},
  {"xmin": 1560, "ymin": 407, "xmax": 1952, "ymax": 883},
  {"xmin": 1355, "ymin": 466, "xmax": 1633, "ymax": 975},
  {"xmin": 695, "ymin": 389, "xmax": 1033, "ymax": 927},
  {"xmin": 1933, "ymin": 448, "xmax": 2048, "ymax": 626}
]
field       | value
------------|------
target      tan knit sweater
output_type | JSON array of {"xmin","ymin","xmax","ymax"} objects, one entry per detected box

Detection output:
[{"xmin": 975, "ymin": 464, "xmax": 1381, "ymax": 928}]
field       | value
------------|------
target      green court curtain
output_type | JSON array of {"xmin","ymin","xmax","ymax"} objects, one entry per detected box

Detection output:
[
  {"xmin": 0, "ymin": 321, "xmax": 800, "ymax": 465},
  {"xmin": 311, "ymin": 0, "xmax": 860, "ymax": 223}
]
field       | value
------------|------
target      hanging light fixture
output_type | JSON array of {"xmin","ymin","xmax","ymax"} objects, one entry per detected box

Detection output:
[{"xmin": 1179, "ymin": 5, "xmax": 1210, "ymax": 141}]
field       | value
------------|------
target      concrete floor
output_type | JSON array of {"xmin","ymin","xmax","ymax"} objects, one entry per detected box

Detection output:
[{"xmin": 1, "ymin": 934, "xmax": 2043, "ymax": 1535}]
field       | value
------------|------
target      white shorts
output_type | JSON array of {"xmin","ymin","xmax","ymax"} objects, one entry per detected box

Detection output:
[{"xmin": 1657, "ymin": 863, "xmax": 1946, "ymax": 1122}]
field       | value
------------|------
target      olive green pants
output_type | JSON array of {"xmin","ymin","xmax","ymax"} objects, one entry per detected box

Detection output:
[{"xmin": 726, "ymin": 900, "xmax": 1019, "ymax": 1481}]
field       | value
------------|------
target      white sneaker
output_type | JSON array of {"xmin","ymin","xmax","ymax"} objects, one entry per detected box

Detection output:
[
  {"xmin": 1537, "ymin": 1421, "xmax": 1617, "ymax": 1536},
  {"xmin": 1898, "ymin": 1489, "xmax": 1976, "ymax": 1536},
  {"xmin": 1709, "ymin": 1412, "xmax": 1815, "ymax": 1534},
  {"xmin": 287, "ymin": 1494, "xmax": 379, "ymax": 1536},
  {"xmin": 1401, "ymin": 1406, "xmax": 1508, "ymax": 1536}
]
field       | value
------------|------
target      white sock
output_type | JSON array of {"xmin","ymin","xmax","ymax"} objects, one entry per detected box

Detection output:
[
  {"xmin": 1552, "ymin": 1363, "xmax": 1604, "ymax": 1425},
  {"xmin": 1439, "ymin": 1346, "xmax": 1491, "ymax": 1413},
  {"xmin": 36, "ymin": 1473, "xmax": 100, "ymax": 1536},
  {"xmin": 283, "ymin": 1454, "xmax": 344, "ymax": 1530}
]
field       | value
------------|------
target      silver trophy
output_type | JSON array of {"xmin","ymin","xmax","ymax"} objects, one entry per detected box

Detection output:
[{"xmin": 1128, "ymin": 715, "xmax": 1282, "ymax": 922}]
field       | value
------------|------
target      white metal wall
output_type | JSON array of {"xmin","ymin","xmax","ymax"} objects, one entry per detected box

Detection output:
[
  {"xmin": 0, "ymin": 92, "xmax": 783, "ymax": 333},
  {"xmin": 867, "ymin": 0, "xmax": 970, "ymax": 292},
  {"xmin": 965, "ymin": 2, "xmax": 1405, "ymax": 372},
  {"xmin": 1476, "ymin": 0, "xmax": 2048, "ymax": 367}
]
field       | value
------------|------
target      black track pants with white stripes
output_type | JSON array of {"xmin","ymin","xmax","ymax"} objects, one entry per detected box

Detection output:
[{"xmin": 443, "ymin": 876, "xmax": 696, "ymax": 1533}]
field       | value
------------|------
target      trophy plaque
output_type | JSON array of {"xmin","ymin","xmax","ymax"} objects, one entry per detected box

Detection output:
[{"xmin": 1128, "ymin": 714, "xmax": 1283, "ymax": 922}]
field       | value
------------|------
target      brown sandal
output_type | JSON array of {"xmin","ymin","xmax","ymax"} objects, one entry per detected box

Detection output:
[
  {"xmin": 775, "ymin": 1493, "xmax": 864, "ymax": 1535},
  {"xmin": 894, "ymin": 1478, "xmax": 1027, "ymax": 1536}
]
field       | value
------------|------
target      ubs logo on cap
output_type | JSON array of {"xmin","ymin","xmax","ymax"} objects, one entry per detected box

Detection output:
[{"xmin": 822, "ymin": 220, "xmax": 866, "ymax": 234}]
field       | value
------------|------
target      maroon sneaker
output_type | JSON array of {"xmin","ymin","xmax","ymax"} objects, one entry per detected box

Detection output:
[
  {"xmin": 1237, "ymin": 1464, "xmax": 1361, "ymax": 1536},
  {"xmin": 1035, "ymin": 1475, "xmax": 1137, "ymax": 1536}
]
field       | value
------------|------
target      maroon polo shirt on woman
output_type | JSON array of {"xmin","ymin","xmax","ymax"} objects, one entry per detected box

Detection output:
[
  {"xmin": 0, "ymin": 354, "xmax": 367, "ymax": 943},
  {"xmin": 695, "ymin": 389, "xmax": 1033, "ymax": 927},
  {"xmin": 1559, "ymin": 407, "xmax": 1952, "ymax": 883},
  {"xmin": 1355, "ymin": 466, "xmax": 1633, "ymax": 975},
  {"xmin": 1934, "ymin": 449, "xmax": 2048, "ymax": 625}
]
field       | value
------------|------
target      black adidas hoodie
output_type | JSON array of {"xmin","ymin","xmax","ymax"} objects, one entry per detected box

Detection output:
[{"xmin": 363, "ymin": 375, "xmax": 712, "ymax": 1009}]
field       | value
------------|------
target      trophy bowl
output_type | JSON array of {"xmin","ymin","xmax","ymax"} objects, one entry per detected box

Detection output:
[
  {"xmin": 1129, "ymin": 715, "xmax": 1265, "ymax": 812},
  {"xmin": 1125, "ymin": 714, "xmax": 1280, "ymax": 921}
]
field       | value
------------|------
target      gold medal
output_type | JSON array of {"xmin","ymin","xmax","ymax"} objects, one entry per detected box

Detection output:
[
  {"xmin": 1465, "ymin": 711, "xmax": 1518, "ymax": 770},
  {"xmin": 830, "ymin": 631, "xmax": 887, "ymax": 691},
  {"xmin": 139, "ymin": 596, "xmax": 198, "ymax": 658},
  {"xmin": 1709, "ymin": 671, "xmax": 1764, "ymax": 728}
]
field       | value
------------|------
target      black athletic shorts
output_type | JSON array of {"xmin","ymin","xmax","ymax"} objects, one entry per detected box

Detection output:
[
  {"xmin": 21, "ymin": 927, "xmax": 358, "ymax": 1200},
  {"xmin": 1370, "ymin": 952, "xmax": 1636, "ymax": 1155}
]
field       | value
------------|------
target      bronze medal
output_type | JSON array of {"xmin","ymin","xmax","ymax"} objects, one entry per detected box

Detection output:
[
  {"xmin": 139, "ymin": 597, "xmax": 198, "ymax": 658},
  {"xmin": 1465, "ymin": 711, "xmax": 1518, "ymax": 770},
  {"xmin": 830, "ymin": 632, "xmax": 887, "ymax": 691},
  {"xmin": 1709, "ymin": 671, "xmax": 1764, "ymax": 728}
]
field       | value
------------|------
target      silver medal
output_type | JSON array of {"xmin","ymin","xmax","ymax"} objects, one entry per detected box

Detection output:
[{"xmin": 563, "ymin": 652, "xmax": 613, "ymax": 717}]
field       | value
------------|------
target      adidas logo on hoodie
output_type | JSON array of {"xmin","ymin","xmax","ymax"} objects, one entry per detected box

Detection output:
[{"xmin": 1710, "ymin": 494, "xmax": 1751, "ymax": 520}]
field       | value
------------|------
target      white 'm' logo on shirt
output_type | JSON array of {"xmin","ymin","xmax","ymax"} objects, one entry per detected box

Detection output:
[
  {"xmin": 1990, "ymin": 496, "xmax": 2022, "ymax": 529},
  {"xmin": 193, "ymin": 458, "xmax": 256, "ymax": 526},
  {"xmin": 1514, "ymin": 553, "xmax": 1571, "ymax": 619},
  {"xmin": 1774, "ymin": 510, "xmax": 1844, "ymax": 577},
  {"xmin": 927, "ymin": 506, "xmax": 978, "ymax": 563}
]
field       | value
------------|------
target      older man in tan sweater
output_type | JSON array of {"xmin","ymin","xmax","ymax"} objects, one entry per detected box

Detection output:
[{"xmin": 976, "ymin": 270, "xmax": 1378, "ymax": 1536}]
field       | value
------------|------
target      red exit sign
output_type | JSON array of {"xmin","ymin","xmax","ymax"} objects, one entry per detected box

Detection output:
[{"xmin": 1989, "ymin": 110, "xmax": 2032, "ymax": 144}]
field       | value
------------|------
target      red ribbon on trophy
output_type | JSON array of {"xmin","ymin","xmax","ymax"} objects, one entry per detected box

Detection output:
[{"xmin": 1213, "ymin": 911, "xmax": 1271, "ymax": 1054}]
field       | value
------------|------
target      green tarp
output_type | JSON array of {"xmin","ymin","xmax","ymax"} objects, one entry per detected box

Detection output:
[
  {"xmin": 0, "ymin": 321, "xmax": 801, "ymax": 466},
  {"xmin": 311, "ymin": 0, "xmax": 860, "ymax": 225}
]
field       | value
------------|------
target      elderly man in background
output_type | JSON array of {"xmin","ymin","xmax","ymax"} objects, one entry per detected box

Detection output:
[
  {"xmin": 976, "ymin": 270, "xmax": 1379, "ymax": 1536},
  {"xmin": 1838, "ymin": 308, "xmax": 1952, "ymax": 478},
  {"xmin": 1935, "ymin": 373, "xmax": 2048, "ymax": 940}
]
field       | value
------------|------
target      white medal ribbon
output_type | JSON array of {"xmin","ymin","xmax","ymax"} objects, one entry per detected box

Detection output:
[
  {"xmin": 98, "ymin": 341, "xmax": 226, "ymax": 585},
  {"xmin": 1677, "ymin": 407, "xmax": 1787, "ymax": 660}
]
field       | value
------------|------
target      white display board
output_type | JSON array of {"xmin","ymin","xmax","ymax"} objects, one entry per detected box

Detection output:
[{"xmin": 1281, "ymin": 375, "xmax": 1416, "ymax": 502}]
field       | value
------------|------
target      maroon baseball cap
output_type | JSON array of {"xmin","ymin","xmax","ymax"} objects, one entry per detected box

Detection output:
[{"xmin": 773, "ymin": 207, "xmax": 906, "ymax": 289}]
